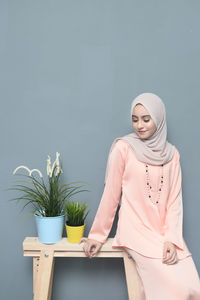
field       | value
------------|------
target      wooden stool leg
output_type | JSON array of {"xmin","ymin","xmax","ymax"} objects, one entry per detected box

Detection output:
[
  {"xmin": 123, "ymin": 251, "xmax": 141, "ymax": 300},
  {"xmin": 47, "ymin": 259, "xmax": 55, "ymax": 300},
  {"xmin": 34, "ymin": 250, "xmax": 54, "ymax": 300},
  {"xmin": 33, "ymin": 257, "xmax": 40, "ymax": 296}
]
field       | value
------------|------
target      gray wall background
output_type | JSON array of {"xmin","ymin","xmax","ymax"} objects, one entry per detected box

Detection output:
[{"xmin": 1, "ymin": 1, "xmax": 200, "ymax": 299}]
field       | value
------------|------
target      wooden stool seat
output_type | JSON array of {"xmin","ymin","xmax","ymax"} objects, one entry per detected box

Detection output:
[{"xmin": 23, "ymin": 237, "xmax": 142, "ymax": 300}]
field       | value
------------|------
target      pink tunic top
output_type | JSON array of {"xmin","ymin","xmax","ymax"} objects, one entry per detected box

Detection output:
[{"xmin": 88, "ymin": 139, "xmax": 192, "ymax": 259}]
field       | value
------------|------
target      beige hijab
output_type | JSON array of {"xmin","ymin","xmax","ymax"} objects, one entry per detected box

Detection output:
[{"xmin": 104, "ymin": 92, "xmax": 175, "ymax": 183}]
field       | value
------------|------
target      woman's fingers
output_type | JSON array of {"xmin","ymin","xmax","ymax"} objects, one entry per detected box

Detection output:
[
  {"xmin": 162, "ymin": 242, "xmax": 178, "ymax": 265},
  {"xmin": 166, "ymin": 252, "xmax": 178, "ymax": 264},
  {"xmin": 80, "ymin": 238, "xmax": 90, "ymax": 257},
  {"xmin": 163, "ymin": 249, "xmax": 178, "ymax": 264},
  {"xmin": 90, "ymin": 244, "xmax": 101, "ymax": 257},
  {"xmin": 79, "ymin": 238, "xmax": 89, "ymax": 256},
  {"xmin": 79, "ymin": 237, "xmax": 87, "ymax": 244},
  {"xmin": 85, "ymin": 242, "xmax": 96, "ymax": 258},
  {"xmin": 163, "ymin": 250, "xmax": 170, "ymax": 263},
  {"xmin": 162, "ymin": 244, "xmax": 170, "ymax": 261},
  {"xmin": 162, "ymin": 242, "xmax": 169, "ymax": 260},
  {"xmin": 87, "ymin": 243, "xmax": 94, "ymax": 257},
  {"xmin": 80, "ymin": 238, "xmax": 102, "ymax": 258},
  {"xmin": 87, "ymin": 243, "xmax": 100, "ymax": 258},
  {"xmin": 90, "ymin": 247, "xmax": 97, "ymax": 257}
]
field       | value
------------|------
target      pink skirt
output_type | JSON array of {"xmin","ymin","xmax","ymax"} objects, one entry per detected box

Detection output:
[{"xmin": 123, "ymin": 247, "xmax": 200, "ymax": 300}]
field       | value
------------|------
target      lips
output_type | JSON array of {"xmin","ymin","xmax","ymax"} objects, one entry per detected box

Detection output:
[{"xmin": 138, "ymin": 131, "xmax": 146, "ymax": 133}]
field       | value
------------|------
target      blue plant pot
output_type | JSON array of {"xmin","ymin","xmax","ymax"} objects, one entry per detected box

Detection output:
[{"xmin": 34, "ymin": 214, "xmax": 65, "ymax": 244}]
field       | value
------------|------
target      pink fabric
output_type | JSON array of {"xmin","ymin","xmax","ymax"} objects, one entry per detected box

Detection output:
[
  {"xmin": 124, "ymin": 247, "xmax": 200, "ymax": 300},
  {"xmin": 88, "ymin": 139, "xmax": 192, "ymax": 259}
]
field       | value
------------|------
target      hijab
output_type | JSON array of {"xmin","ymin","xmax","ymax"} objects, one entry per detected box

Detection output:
[{"xmin": 104, "ymin": 92, "xmax": 175, "ymax": 183}]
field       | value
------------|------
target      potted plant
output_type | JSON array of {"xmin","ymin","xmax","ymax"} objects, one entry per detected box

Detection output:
[
  {"xmin": 65, "ymin": 200, "xmax": 90, "ymax": 243},
  {"xmin": 10, "ymin": 152, "xmax": 89, "ymax": 244}
]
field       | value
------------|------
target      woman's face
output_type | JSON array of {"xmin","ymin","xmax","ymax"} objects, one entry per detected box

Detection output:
[{"xmin": 132, "ymin": 104, "xmax": 157, "ymax": 140}]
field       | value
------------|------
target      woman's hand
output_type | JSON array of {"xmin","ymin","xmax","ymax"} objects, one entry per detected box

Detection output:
[
  {"xmin": 162, "ymin": 241, "xmax": 178, "ymax": 264},
  {"xmin": 79, "ymin": 237, "xmax": 103, "ymax": 258}
]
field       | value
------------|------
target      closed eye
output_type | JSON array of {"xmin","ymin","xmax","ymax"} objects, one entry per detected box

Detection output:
[{"xmin": 132, "ymin": 119, "xmax": 150, "ymax": 123}]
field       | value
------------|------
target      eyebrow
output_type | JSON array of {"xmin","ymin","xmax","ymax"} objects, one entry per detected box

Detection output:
[{"xmin": 132, "ymin": 114, "xmax": 151, "ymax": 118}]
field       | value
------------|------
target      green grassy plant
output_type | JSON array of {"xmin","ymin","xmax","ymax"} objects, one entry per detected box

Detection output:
[
  {"xmin": 65, "ymin": 200, "xmax": 90, "ymax": 226},
  {"xmin": 9, "ymin": 165, "xmax": 89, "ymax": 217}
]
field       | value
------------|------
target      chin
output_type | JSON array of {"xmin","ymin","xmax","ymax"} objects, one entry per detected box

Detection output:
[{"xmin": 139, "ymin": 133, "xmax": 151, "ymax": 140}]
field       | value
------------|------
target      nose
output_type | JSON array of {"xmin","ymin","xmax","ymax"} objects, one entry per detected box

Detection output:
[{"xmin": 137, "ymin": 120, "xmax": 144, "ymax": 130}]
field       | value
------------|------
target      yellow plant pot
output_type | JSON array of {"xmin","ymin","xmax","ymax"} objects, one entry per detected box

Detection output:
[{"xmin": 65, "ymin": 223, "xmax": 85, "ymax": 243}]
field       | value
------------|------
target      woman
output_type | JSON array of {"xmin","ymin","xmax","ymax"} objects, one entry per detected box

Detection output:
[{"xmin": 80, "ymin": 93, "xmax": 200, "ymax": 299}]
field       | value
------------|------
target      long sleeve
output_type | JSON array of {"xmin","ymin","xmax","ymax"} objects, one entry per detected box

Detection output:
[
  {"xmin": 87, "ymin": 140, "xmax": 127, "ymax": 244},
  {"xmin": 163, "ymin": 150, "xmax": 184, "ymax": 250}
]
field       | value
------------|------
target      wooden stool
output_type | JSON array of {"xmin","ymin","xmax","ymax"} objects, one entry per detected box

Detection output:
[{"xmin": 23, "ymin": 237, "xmax": 142, "ymax": 300}]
